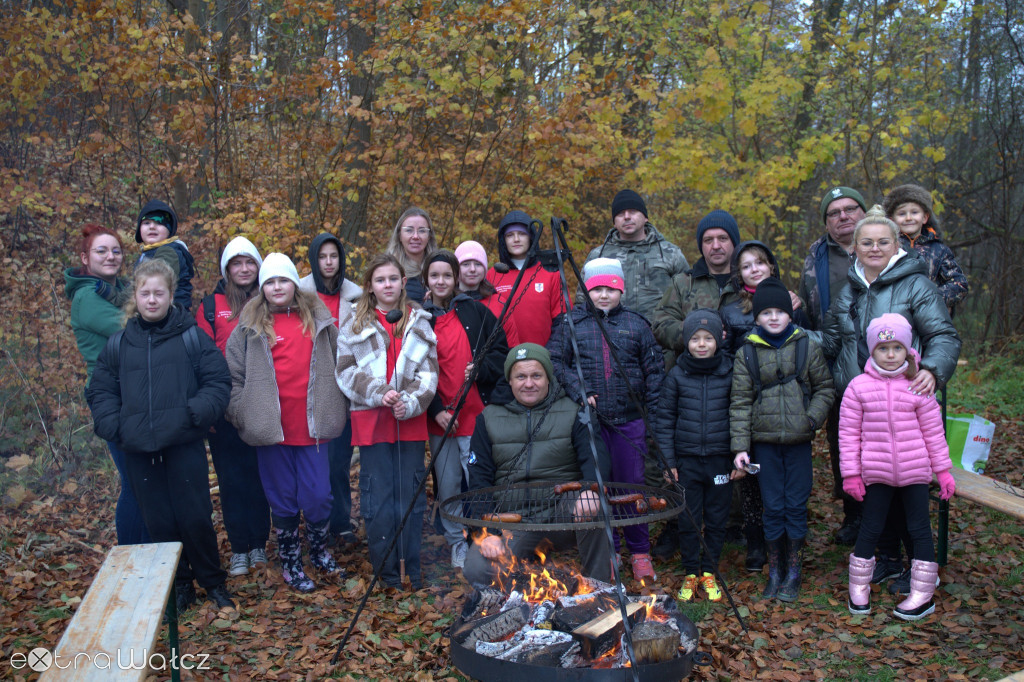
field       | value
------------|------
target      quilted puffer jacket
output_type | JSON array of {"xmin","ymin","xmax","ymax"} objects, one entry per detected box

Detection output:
[
  {"xmin": 838, "ymin": 360, "xmax": 952, "ymax": 487},
  {"xmin": 819, "ymin": 251, "xmax": 961, "ymax": 395}
]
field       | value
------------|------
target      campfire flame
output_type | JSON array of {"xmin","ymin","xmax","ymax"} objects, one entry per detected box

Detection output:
[{"xmin": 477, "ymin": 534, "xmax": 592, "ymax": 603}]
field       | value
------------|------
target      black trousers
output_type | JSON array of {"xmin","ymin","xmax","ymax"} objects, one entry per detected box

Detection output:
[
  {"xmin": 854, "ymin": 483, "xmax": 934, "ymax": 563},
  {"xmin": 123, "ymin": 440, "xmax": 226, "ymax": 589},
  {"xmin": 208, "ymin": 417, "xmax": 270, "ymax": 554},
  {"xmin": 676, "ymin": 455, "xmax": 733, "ymax": 574}
]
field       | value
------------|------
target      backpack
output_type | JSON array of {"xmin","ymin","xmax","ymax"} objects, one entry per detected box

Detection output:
[
  {"xmin": 741, "ymin": 333, "xmax": 810, "ymax": 408},
  {"xmin": 108, "ymin": 325, "xmax": 202, "ymax": 381},
  {"xmin": 199, "ymin": 294, "xmax": 217, "ymax": 341}
]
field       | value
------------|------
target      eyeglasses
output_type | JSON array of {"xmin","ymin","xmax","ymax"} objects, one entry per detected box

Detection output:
[
  {"xmin": 858, "ymin": 238, "xmax": 894, "ymax": 249},
  {"xmin": 91, "ymin": 248, "xmax": 123, "ymax": 257},
  {"xmin": 401, "ymin": 226, "xmax": 430, "ymax": 236},
  {"xmin": 826, "ymin": 206, "xmax": 862, "ymax": 220}
]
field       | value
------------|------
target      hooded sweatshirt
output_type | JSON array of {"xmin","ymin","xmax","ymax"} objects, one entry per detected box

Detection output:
[
  {"xmin": 64, "ymin": 267, "xmax": 130, "ymax": 383},
  {"xmin": 298, "ymin": 233, "xmax": 362, "ymax": 327},
  {"xmin": 485, "ymin": 211, "xmax": 565, "ymax": 346}
]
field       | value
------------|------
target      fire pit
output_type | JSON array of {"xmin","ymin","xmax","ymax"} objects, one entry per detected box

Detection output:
[{"xmin": 449, "ymin": 580, "xmax": 698, "ymax": 681}]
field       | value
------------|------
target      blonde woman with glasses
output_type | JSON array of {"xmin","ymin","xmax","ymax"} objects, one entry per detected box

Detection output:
[{"xmin": 386, "ymin": 206, "xmax": 438, "ymax": 305}]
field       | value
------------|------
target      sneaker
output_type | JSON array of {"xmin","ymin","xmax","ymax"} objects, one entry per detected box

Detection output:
[
  {"xmin": 631, "ymin": 553, "xmax": 657, "ymax": 582},
  {"xmin": 451, "ymin": 540, "xmax": 468, "ymax": 569},
  {"xmin": 677, "ymin": 574, "xmax": 700, "ymax": 602},
  {"xmin": 206, "ymin": 584, "xmax": 236, "ymax": 610},
  {"xmin": 700, "ymin": 572, "xmax": 723, "ymax": 602},
  {"xmin": 888, "ymin": 567, "xmax": 939, "ymax": 595},
  {"xmin": 834, "ymin": 518, "xmax": 860, "ymax": 546},
  {"xmin": 228, "ymin": 552, "xmax": 249, "ymax": 577},
  {"xmin": 248, "ymin": 548, "xmax": 267, "ymax": 569},
  {"xmin": 871, "ymin": 555, "xmax": 903, "ymax": 584}
]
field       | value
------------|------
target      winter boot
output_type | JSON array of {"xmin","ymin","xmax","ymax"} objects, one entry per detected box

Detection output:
[
  {"xmin": 305, "ymin": 518, "xmax": 343, "ymax": 575},
  {"xmin": 762, "ymin": 537, "xmax": 785, "ymax": 599},
  {"xmin": 847, "ymin": 554, "xmax": 875, "ymax": 615},
  {"xmin": 744, "ymin": 525, "xmax": 766, "ymax": 573},
  {"xmin": 777, "ymin": 536, "xmax": 805, "ymax": 603},
  {"xmin": 834, "ymin": 498, "xmax": 862, "ymax": 545},
  {"xmin": 275, "ymin": 517, "xmax": 315, "ymax": 593},
  {"xmin": 894, "ymin": 559, "xmax": 939, "ymax": 621}
]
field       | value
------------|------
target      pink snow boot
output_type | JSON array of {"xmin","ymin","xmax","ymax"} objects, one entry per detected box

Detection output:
[
  {"xmin": 848, "ymin": 554, "xmax": 875, "ymax": 615},
  {"xmin": 893, "ymin": 559, "xmax": 938, "ymax": 621}
]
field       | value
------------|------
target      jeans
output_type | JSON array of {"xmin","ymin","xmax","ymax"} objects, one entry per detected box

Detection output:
[
  {"xmin": 107, "ymin": 440, "xmax": 150, "ymax": 545},
  {"xmin": 359, "ymin": 441, "xmax": 427, "ymax": 586},
  {"xmin": 429, "ymin": 434, "xmax": 469, "ymax": 546},
  {"xmin": 753, "ymin": 441, "xmax": 813, "ymax": 541}
]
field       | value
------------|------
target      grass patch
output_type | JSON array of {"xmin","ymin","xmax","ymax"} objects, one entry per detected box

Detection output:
[
  {"xmin": 947, "ymin": 341, "xmax": 1024, "ymax": 418},
  {"xmin": 32, "ymin": 605, "xmax": 70, "ymax": 620},
  {"xmin": 675, "ymin": 599, "xmax": 713, "ymax": 623}
]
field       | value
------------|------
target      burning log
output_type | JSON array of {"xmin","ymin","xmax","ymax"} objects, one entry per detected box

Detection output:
[
  {"xmin": 551, "ymin": 600, "xmax": 607, "ymax": 633},
  {"xmin": 458, "ymin": 604, "xmax": 529, "ymax": 650},
  {"xmin": 571, "ymin": 602, "xmax": 645, "ymax": 659},
  {"xmin": 632, "ymin": 620, "xmax": 679, "ymax": 664}
]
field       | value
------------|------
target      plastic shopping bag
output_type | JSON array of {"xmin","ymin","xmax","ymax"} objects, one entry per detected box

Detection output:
[{"xmin": 945, "ymin": 413, "xmax": 996, "ymax": 473}]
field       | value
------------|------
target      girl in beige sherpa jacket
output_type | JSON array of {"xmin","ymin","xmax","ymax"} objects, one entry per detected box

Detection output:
[
  {"xmin": 336, "ymin": 254, "xmax": 438, "ymax": 589},
  {"xmin": 225, "ymin": 253, "xmax": 347, "ymax": 593}
]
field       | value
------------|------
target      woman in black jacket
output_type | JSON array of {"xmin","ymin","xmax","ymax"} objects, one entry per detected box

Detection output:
[{"xmin": 87, "ymin": 259, "xmax": 235, "ymax": 612}]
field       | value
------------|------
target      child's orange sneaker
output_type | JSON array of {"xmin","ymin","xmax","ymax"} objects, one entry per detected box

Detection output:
[
  {"xmin": 631, "ymin": 553, "xmax": 657, "ymax": 582},
  {"xmin": 700, "ymin": 572, "xmax": 723, "ymax": 601},
  {"xmin": 677, "ymin": 574, "xmax": 700, "ymax": 602}
]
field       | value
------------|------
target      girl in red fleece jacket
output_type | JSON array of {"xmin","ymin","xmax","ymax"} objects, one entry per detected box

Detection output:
[{"xmin": 839, "ymin": 313, "xmax": 956, "ymax": 621}]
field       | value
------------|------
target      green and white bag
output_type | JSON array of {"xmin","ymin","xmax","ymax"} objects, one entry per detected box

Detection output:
[{"xmin": 945, "ymin": 413, "xmax": 996, "ymax": 473}]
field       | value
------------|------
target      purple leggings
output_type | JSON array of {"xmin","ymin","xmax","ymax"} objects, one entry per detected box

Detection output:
[
  {"xmin": 601, "ymin": 418, "xmax": 650, "ymax": 554},
  {"xmin": 256, "ymin": 443, "xmax": 332, "ymax": 524}
]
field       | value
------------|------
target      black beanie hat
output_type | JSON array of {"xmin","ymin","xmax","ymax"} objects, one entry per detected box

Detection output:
[
  {"xmin": 135, "ymin": 199, "xmax": 179, "ymax": 243},
  {"xmin": 752, "ymin": 277, "xmax": 793, "ymax": 318},
  {"xmin": 696, "ymin": 210, "xmax": 740, "ymax": 251},
  {"xmin": 682, "ymin": 309, "xmax": 724, "ymax": 348},
  {"xmin": 611, "ymin": 190, "xmax": 648, "ymax": 220}
]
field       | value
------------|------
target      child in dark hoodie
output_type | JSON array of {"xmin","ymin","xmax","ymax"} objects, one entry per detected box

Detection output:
[
  {"xmin": 298, "ymin": 233, "xmax": 363, "ymax": 547},
  {"xmin": 134, "ymin": 200, "xmax": 196, "ymax": 311},
  {"xmin": 486, "ymin": 209, "xmax": 566, "ymax": 346}
]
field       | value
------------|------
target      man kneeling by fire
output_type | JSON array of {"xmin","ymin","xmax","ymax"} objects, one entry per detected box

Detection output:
[{"xmin": 462, "ymin": 343, "xmax": 614, "ymax": 588}]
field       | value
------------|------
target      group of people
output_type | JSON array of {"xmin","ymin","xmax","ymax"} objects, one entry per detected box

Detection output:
[{"xmin": 64, "ymin": 182, "xmax": 965, "ymax": 622}]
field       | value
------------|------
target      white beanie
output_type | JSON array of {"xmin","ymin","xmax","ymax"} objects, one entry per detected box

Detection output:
[
  {"xmin": 220, "ymin": 236, "xmax": 263, "ymax": 280},
  {"xmin": 258, "ymin": 252, "xmax": 301, "ymax": 289}
]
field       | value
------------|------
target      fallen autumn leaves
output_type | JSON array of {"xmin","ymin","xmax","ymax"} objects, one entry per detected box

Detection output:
[{"xmin": 1, "ymin": 418, "xmax": 1022, "ymax": 680}]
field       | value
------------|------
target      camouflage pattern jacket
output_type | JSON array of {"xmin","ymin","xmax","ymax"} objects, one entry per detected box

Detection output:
[
  {"xmin": 583, "ymin": 223, "xmax": 689, "ymax": 321},
  {"xmin": 899, "ymin": 228, "xmax": 968, "ymax": 308},
  {"xmin": 652, "ymin": 258, "xmax": 735, "ymax": 354},
  {"xmin": 798, "ymin": 233, "xmax": 856, "ymax": 330}
]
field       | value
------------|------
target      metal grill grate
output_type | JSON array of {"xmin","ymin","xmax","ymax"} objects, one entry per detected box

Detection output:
[{"xmin": 440, "ymin": 481, "xmax": 686, "ymax": 532}]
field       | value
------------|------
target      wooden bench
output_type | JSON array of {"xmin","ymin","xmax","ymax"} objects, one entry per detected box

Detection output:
[
  {"xmin": 937, "ymin": 469, "xmax": 1024, "ymax": 565},
  {"xmin": 40, "ymin": 542, "xmax": 182, "ymax": 681}
]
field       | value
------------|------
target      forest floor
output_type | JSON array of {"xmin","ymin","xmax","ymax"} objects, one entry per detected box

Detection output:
[{"xmin": 2, "ymin": 386, "xmax": 1023, "ymax": 680}]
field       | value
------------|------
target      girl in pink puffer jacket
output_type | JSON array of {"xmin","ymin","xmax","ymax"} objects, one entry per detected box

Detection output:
[{"xmin": 838, "ymin": 313, "xmax": 956, "ymax": 622}]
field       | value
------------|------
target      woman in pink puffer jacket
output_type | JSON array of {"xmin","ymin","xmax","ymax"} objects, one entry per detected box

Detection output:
[{"xmin": 838, "ymin": 313, "xmax": 955, "ymax": 622}]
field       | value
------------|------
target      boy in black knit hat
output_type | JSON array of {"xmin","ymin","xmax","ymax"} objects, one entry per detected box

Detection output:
[
  {"xmin": 134, "ymin": 199, "xmax": 196, "ymax": 311},
  {"xmin": 730, "ymin": 277, "xmax": 835, "ymax": 604}
]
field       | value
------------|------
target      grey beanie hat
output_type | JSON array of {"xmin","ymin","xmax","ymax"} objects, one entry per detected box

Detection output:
[{"xmin": 681, "ymin": 309, "xmax": 724, "ymax": 349}]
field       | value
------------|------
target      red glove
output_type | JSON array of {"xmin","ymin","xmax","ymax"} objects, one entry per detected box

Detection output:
[
  {"xmin": 843, "ymin": 475, "xmax": 866, "ymax": 502},
  {"xmin": 937, "ymin": 470, "xmax": 956, "ymax": 500}
]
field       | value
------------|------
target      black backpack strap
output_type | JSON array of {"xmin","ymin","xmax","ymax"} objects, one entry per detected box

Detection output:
[
  {"xmin": 742, "ymin": 342, "xmax": 761, "ymax": 400},
  {"xmin": 183, "ymin": 326, "xmax": 202, "ymax": 379},
  {"xmin": 201, "ymin": 294, "xmax": 217, "ymax": 339},
  {"xmin": 107, "ymin": 329, "xmax": 126, "ymax": 384}
]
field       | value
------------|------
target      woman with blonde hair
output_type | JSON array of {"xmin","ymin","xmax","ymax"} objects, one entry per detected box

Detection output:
[{"xmin": 385, "ymin": 206, "xmax": 438, "ymax": 305}]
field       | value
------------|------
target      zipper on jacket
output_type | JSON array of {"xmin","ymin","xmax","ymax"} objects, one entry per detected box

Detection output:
[
  {"xmin": 700, "ymin": 374, "xmax": 707, "ymax": 455},
  {"xmin": 525, "ymin": 409, "xmax": 532, "ymax": 480},
  {"xmin": 887, "ymin": 379, "xmax": 898, "ymax": 487},
  {"xmin": 309, "ymin": 330, "xmax": 318, "ymax": 441},
  {"xmin": 147, "ymin": 332, "xmax": 155, "ymax": 436}
]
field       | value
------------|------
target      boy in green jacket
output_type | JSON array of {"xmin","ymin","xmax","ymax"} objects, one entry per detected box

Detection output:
[{"xmin": 731, "ymin": 277, "xmax": 835, "ymax": 603}]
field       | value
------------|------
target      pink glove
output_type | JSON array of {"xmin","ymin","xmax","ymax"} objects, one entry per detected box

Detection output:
[
  {"xmin": 937, "ymin": 470, "xmax": 956, "ymax": 500},
  {"xmin": 843, "ymin": 475, "xmax": 866, "ymax": 502}
]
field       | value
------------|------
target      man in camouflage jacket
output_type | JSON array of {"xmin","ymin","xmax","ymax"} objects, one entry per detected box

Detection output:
[{"xmin": 583, "ymin": 189, "xmax": 689, "ymax": 322}]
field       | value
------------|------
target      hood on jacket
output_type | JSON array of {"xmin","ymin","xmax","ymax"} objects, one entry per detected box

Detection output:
[
  {"xmin": 64, "ymin": 267, "xmax": 129, "ymax": 306},
  {"xmin": 496, "ymin": 210, "xmax": 539, "ymax": 268},
  {"xmin": 307, "ymin": 233, "xmax": 346, "ymax": 295},
  {"xmin": 135, "ymin": 199, "xmax": 179, "ymax": 243},
  {"xmin": 850, "ymin": 248, "xmax": 927, "ymax": 291},
  {"xmin": 220, "ymin": 236, "xmax": 263, "ymax": 281},
  {"xmin": 730, "ymin": 240, "xmax": 778, "ymax": 290}
]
